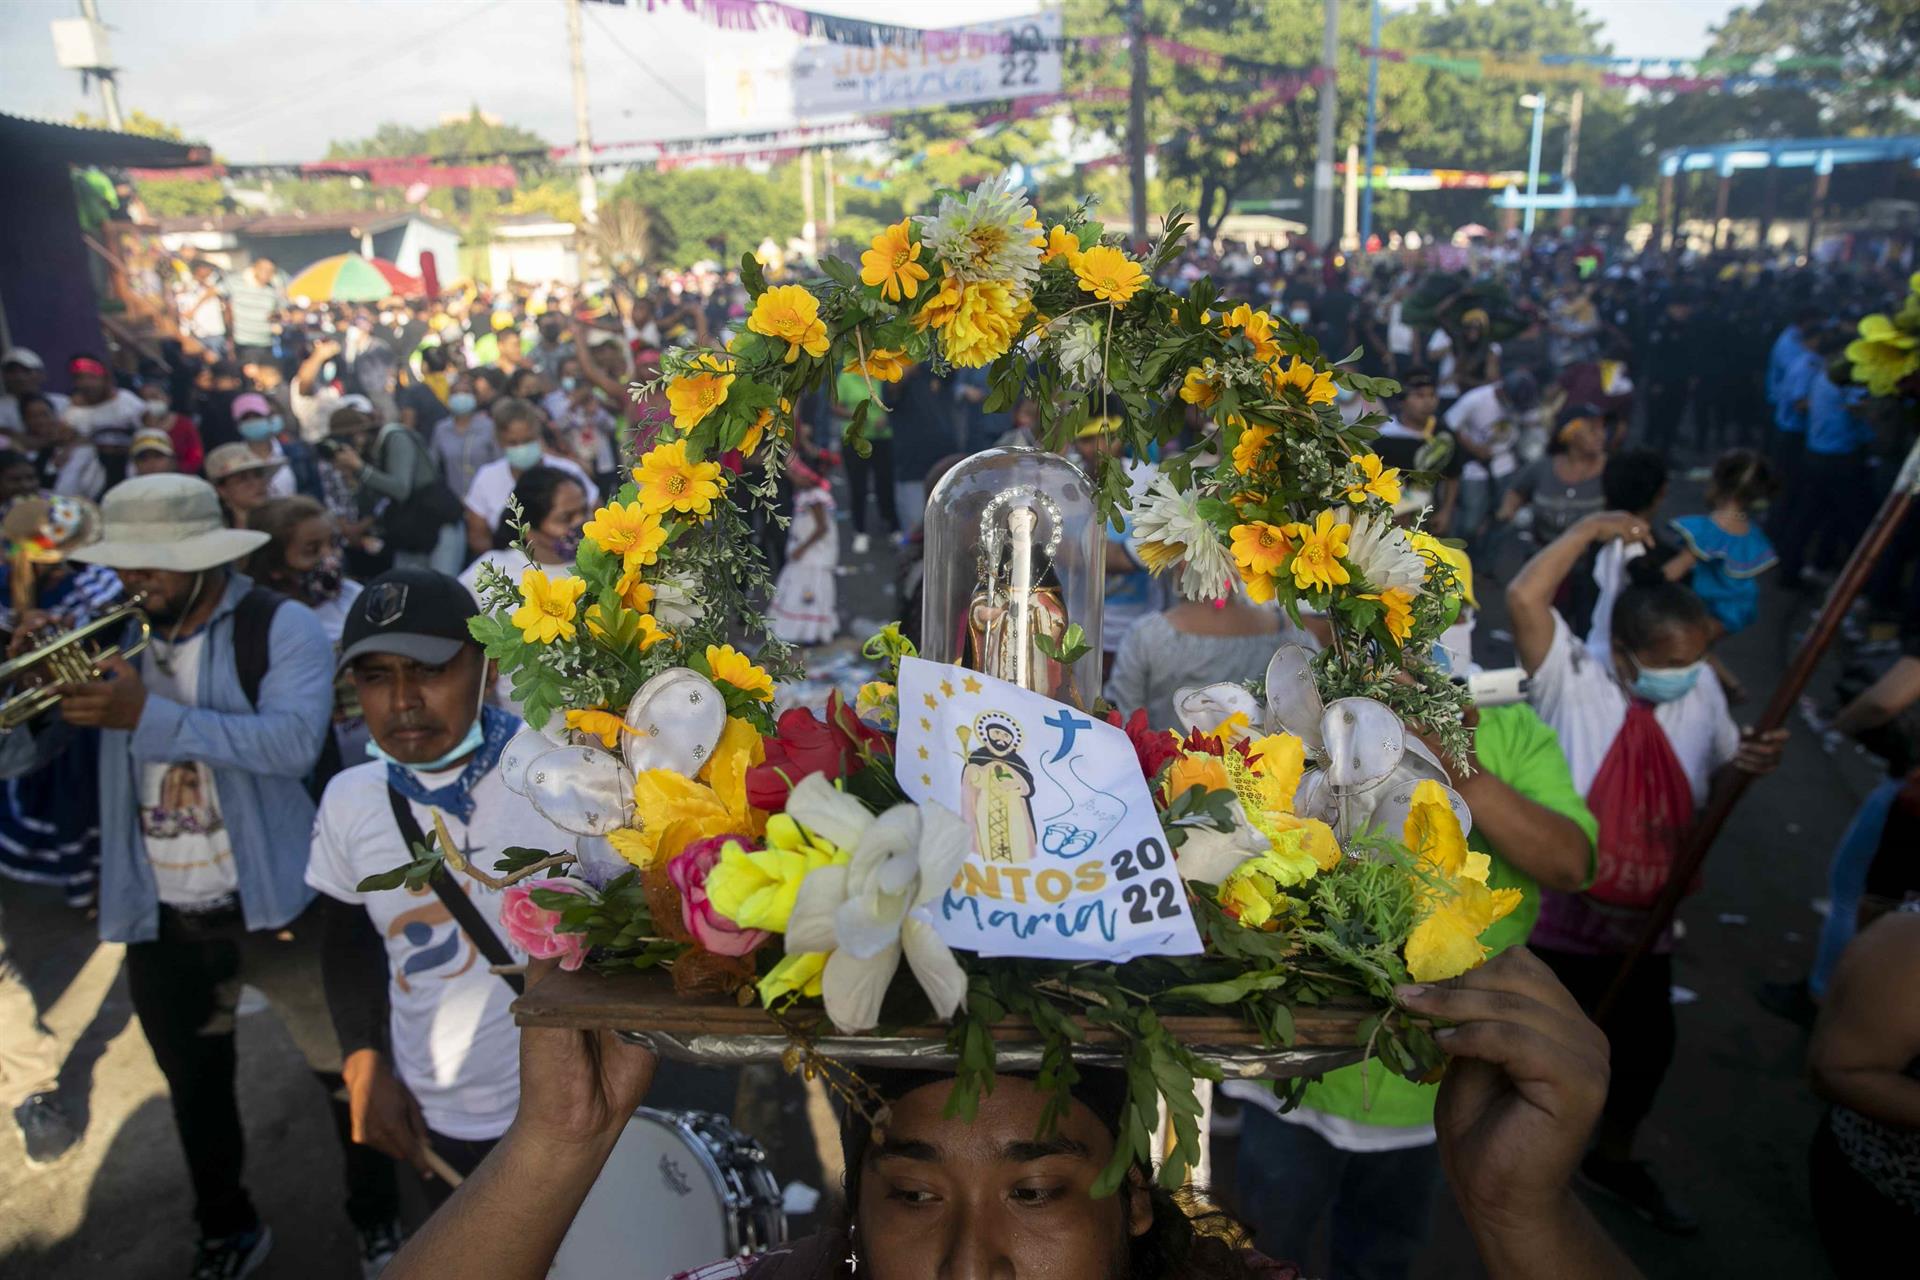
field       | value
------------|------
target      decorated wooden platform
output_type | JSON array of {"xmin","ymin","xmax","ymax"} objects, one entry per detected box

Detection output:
[{"xmin": 514, "ymin": 968, "xmax": 1379, "ymax": 1079}]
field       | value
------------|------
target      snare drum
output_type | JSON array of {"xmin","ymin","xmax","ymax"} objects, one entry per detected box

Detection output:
[{"xmin": 550, "ymin": 1108, "xmax": 787, "ymax": 1280}]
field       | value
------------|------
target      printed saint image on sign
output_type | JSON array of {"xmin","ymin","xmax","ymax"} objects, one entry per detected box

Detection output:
[{"xmin": 896, "ymin": 656, "xmax": 1201, "ymax": 961}]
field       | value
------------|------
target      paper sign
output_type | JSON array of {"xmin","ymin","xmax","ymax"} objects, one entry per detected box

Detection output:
[
  {"xmin": 896, "ymin": 657, "xmax": 1201, "ymax": 962},
  {"xmin": 705, "ymin": 13, "xmax": 1063, "ymax": 130}
]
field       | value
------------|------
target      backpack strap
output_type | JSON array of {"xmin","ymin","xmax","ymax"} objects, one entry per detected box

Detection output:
[
  {"xmin": 386, "ymin": 785, "xmax": 524, "ymax": 996},
  {"xmin": 232, "ymin": 586, "xmax": 287, "ymax": 710}
]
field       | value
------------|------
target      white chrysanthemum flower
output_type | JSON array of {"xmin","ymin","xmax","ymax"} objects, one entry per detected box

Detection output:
[
  {"xmin": 1051, "ymin": 317, "xmax": 1104, "ymax": 389},
  {"xmin": 651, "ymin": 573, "xmax": 706, "ymax": 628},
  {"xmin": 1130, "ymin": 473, "xmax": 1236, "ymax": 602},
  {"xmin": 915, "ymin": 174, "xmax": 1043, "ymax": 287},
  {"xmin": 1343, "ymin": 508, "xmax": 1426, "ymax": 595}
]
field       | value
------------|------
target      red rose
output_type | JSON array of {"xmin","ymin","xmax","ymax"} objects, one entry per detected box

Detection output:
[
  {"xmin": 719, "ymin": 448, "xmax": 746, "ymax": 474},
  {"xmin": 744, "ymin": 706, "xmax": 852, "ymax": 810},
  {"xmin": 1106, "ymin": 707, "xmax": 1181, "ymax": 782}
]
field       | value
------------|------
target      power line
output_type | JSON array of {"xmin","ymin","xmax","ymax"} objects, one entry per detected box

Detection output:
[{"xmin": 583, "ymin": 3, "xmax": 704, "ymax": 119}]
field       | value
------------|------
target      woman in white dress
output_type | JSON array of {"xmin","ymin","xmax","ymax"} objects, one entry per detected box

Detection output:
[{"xmin": 768, "ymin": 455, "xmax": 838, "ymax": 646}]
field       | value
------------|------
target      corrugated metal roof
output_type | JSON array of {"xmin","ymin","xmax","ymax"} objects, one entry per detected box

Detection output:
[
  {"xmin": 155, "ymin": 210, "xmax": 458, "ymax": 237},
  {"xmin": 0, "ymin": 111, "xmax": 208, "ymax": 168}
]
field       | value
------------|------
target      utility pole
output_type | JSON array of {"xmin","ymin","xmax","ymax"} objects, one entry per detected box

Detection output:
[
  {"xmin": 1521, "ymin": 92, "xmax": 1546, "ymax": 238},
  {"xmin": 565, "ymin": 0, "xmax": 599, "ymax": 225},
  {"xmin": 1558, "ymin": 87, "xmax": 1583, "ymax": 230},
  {"xmin": 1126, "ymin": 0, "xmax": 1149, "ymax": 245},
  {"xmin": 1358, "ymin": 0, "xmax": 1381, "ymax": 252},
  {"xmin": 76, "ymin": 0, "xmax": 124, "ymax": 129},
  {"xmin": 823, "ymin": 148, "xmax": 837, "ymax": 249},
  {"xmin": 1311, "ymin": 0, "xmax": 1340, "ymax": 250},
  {"xmin": 800, "ymin": 149, "xmax": 817, "ymax": 257}
]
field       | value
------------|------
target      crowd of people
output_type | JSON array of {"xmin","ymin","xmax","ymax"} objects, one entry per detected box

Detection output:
[{"xmin": 0, "ymin": 221, "xmax": 1914, "ymax": 1280}]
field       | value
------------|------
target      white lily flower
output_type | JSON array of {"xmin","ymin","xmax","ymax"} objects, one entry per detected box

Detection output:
[
  {"xmin": 1174, "ymin": 799, "xmax": 1267, "ymax": 885},
  {"xmin": 783, "ymin": 772, "xmax": 878, "ymax": 852},
  {"xmin": 786, "ymin": 799, "xmax": 973, "ymax": 1033}
]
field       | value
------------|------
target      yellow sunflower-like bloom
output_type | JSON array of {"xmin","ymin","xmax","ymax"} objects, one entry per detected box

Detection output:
[
  {"xmin": 1268, "ymin": 356, "xmax": 1338, "ymax": 406},
  {"xmin": 941, "ymin": 280, "xmax": 1026, "ymax": 368},
  {"xmin": 1846, "ymin": 312, "xmax": 1919, "ymax": 397},
  {"xmin": 1222, "ymin": 303, "xmax": 1281, "ymax": 361},
  {"xmin": 1218, "ymin": 848, "xmax": 1315, "ymax": 927},
  {"xmin": 634, "ymin": 612, "xmax": 672, "ymax": 650},
  {"xmin": 1230, "ymin": 422, "xmax": 1275, "ymax": 476},
  {"xmin": 859, "ymin": 220, "xmax": 929, "ymax": 302},
  {"xmin": 1346, "ymin": 453, "xmax": 1403, "ymax": 506},
  {"xmin": 509, "ymin": 568, "xmax": 585, "ymax": 644},
  {"xmin": 582, "ymin": 500, "xmax": 667, "ymax": 564},
  {"xmin": 846, "ymin": 347, "xmax": 910, "ymax": 383},
  {"xmin": 706, "ymin": 643, "xmax": 775, "ymax": 702},
  {"xmin": 912, "ymin": 275, "xmax": 964, "ymax": 332},
  {"xmin": 1230, "ymin": 521, "xmax": 1293, "ymax": 578},
  {"xmin": 1073, "ymin": 245, "xmax": 1146, "ymax": 305},
  {"xmin": 664, "ymin": 355, "xmax": 735, "ymax": 429},
  {"xmin": 1364, "ymin": 587, "xmax": 1416, "ymax": 644},
  {"xmin": 747, "ymin": 284, "xmax": 831, "ymax": 364},
  {"xmin": 633, "ymin": 440, "xmax": 723, "ymax": 519},
  {"xmin": 1402, "ymin": 780, "xmax": 1523, "ymax": 982},
  {"xmin": 1041, "ymin": 225, "xmax": 1082, "ymax": 266},
  {"xmin": 1179, "ymin": 363, "xmax": 1222, "ymax": 408},
  {"xmin": 1280, "ymin": 509, "xmax": 1351, "ymax": 591}
]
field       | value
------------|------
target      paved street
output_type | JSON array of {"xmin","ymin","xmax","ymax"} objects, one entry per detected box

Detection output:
[{"xmin": 0, "ymin": 490, "xmax": 1867, "ymax": 1277}]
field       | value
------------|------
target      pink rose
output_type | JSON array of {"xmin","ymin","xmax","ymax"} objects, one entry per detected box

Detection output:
[
  {"xmin": 667, "ymin": 835, "xmax": 769, "ymax": 958},
  {"xmin": 498, "ymin": 877, "xmax": 595, "ymax": 972}
]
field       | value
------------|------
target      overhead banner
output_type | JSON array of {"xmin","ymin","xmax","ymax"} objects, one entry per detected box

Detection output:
[{"xmin": 706, "ymin": 12, "xmax": 1063, "ymax": 130}]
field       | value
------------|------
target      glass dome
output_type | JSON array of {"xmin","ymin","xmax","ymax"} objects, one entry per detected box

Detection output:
[{"xmin": 920, "ymin": 447, "xmax": 1105, "ymax": 708}]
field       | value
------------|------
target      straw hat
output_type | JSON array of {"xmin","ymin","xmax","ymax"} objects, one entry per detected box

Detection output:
[{"xmin": 68, "ymin": 475, "xmax": 267, "ymax": 573}]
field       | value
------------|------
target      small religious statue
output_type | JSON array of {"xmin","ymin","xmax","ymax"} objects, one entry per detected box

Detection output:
[
  {"xmin": 961, "ymin": 712, "xmax": 1037, "ymax": 864},
  {"xmin": 966, "ymin": 489, "xmax": 1078, "ymax": 703}
]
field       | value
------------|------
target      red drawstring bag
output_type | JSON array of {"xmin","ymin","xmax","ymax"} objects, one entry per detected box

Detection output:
[{"xmin": 1584, "ymin": 701, "xmax": 1698, "ymax": 908}]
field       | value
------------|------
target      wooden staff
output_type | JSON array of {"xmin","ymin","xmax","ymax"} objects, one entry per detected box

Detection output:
[{"xmin": 1596, "ymin": 435, "xmax": 1920, "ymax": 1021}]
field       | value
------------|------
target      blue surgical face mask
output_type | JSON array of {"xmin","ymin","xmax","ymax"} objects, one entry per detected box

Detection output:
[
  {"xmin": 366, "ymin": 670, "xmax": 488, "ymax": 774},
  {"xmin": 1627, "ymin": 656, "xmax": 1704, "ymax": 704},
  {"xmin": 239, "ymin": 416, "xmax": 277, "ymax": 443},
  {"xmin": 448, "ymin": 392, "xmax": 477, "ymax": 416},
  {"xmin": 561, "ymin": 376, "xmax": 578, "ymax": 393},
  {"xmin": 321, "ymin": 361, "xmax": 338, "ymax": 382},
  {"xmin": 505, "ymin": 440, "xmax": 544, "ymax": 470}
]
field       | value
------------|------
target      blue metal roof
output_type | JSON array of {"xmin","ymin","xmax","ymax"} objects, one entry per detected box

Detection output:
[{"xmin": 1658, "ymin": 135, "xmax": 1920, "ymax": 178}]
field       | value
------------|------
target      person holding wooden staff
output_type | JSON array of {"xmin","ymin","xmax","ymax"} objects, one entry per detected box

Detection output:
[{"xmin": 1506, "ymin": 510, "xmax": 1788, "ymax": 1235}]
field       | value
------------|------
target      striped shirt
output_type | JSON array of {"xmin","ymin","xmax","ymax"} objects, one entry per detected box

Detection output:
[{"xmin": 227, "ymin": 274, "xmax": 283, "ymax": 347}]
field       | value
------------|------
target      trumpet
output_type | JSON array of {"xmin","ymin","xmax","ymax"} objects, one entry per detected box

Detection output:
[{"xmin": 0, "ymin": 598, "xmax": 151, "ymax": 730}]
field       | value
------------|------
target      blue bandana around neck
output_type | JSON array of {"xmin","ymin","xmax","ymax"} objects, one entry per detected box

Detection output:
[{"xmin": 384, "ymin": 704, "xmax": 518, "ymax": 823}]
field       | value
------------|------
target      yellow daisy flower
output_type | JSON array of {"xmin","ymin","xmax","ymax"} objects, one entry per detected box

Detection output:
[
  {"xmin": 845, "ymin": 347, "xmax": 909, "ymax": 383},
  {"xmin": 858, "ymin": 220, "xmax": 929, "ymax": 302},
  {"xmin": 1230, "ymin": 422, "xmax": 1275, "ymax": 476},
  {"xmin": 706, "ymin": 643, "xmax": 774, "ymax": 702},
  {"xmin": 1345, "ymin": 452, "xmax": 1403, "ymax": 506},
  {"xmin": 747, "ymin": 284, "xmax": 830, "ymax": 364},
  {"xmin": 1041, "ymin": 225, "xmax": 1082, "ymax": 266},
  {"xmin": 1267, "ymin": 356, "xmax": 1338, "ymax": 406},
  {"xmin": 1222, "ymin": 303, "xmax": 1281, "ymax": 361},
  {"xmin": 1230, "ymin": 521, "xmax": 1293, "ymax": 577},
  {"xmin": 664, "ymin": 355, "xmax": 735, "ymax": 430},
  {"xmin": 1280, "ymin": 510, "xmax": 1351, "ymax": 591},
  {"xmin": 941, "ymin": 280, "xmax": 1025, "ymax": 367},
  {"xmin": 633, "ymin": 440, "xmax": 723, "ymax": 518},
  {"xmin": 1073, "ymin": 245, "xmax": 1146, "ymax": 305},
  {"xmin": 1179, "ymin": 363, "xmax": 1222, "ymax": 408},
  {"xmin": 581, "ymin": 500, "xmax": 667, "ymax": 563},
  {"xmin": 1363, "ymin": 586, "xmax": 1416, "ymax": 643},
  {"xmin": 565, "ymin": 707, "xmax": 635, "ymax": 750},
  {"xmin": 509, "ymin": 568, "xmax": 586, "ymax": 644}
]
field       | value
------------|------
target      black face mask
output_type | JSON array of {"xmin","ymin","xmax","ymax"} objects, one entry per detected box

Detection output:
[
  {"xmin": 290, "ymin": 552, "xmax": 344, "ymax": 605},
  {"xmin": 539, "ymin": 326, "xmax": 562, "ymax": 344}
]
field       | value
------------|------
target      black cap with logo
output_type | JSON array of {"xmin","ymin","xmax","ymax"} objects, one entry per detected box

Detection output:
[{"xmin": 338, "ymin": 567, "xmax": 480, "ymax": 672}]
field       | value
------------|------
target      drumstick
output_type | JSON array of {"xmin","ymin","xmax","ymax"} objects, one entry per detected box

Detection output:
[{"xmin": 421, "ymin": 1145, "xmax": 465, "ymax": 1188}]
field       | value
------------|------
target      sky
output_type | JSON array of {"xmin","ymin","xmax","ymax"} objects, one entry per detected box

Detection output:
[{"xmin": 0, "ymin": 0, "xmax": 1746, "ymax": 163}]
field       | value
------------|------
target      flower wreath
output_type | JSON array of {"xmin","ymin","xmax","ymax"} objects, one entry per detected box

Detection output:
[{"xmin": 367, "ymin": 178, "xmax": 1510, "ymax": 1194}]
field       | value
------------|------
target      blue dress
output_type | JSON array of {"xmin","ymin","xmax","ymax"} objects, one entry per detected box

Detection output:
[
  {"xmin": 1670, "ymin": 514, "xmax": 1777, "ymax": 635},
  {"xmin": 0, "ymin": 562, "xmax": 122, "ymax": 906}
]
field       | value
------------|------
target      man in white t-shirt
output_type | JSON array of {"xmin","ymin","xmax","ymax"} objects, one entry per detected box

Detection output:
[
  {"xmin": 308, "ymin": 568, "xmax": 570, "ymax": 1209},
  {"xmin": 1443, "ymin": 370, "xmax": 1538, "ymax": 547},
  {"xmin": 461, "ymin": 396, "xmax": 596, "ymax": 552}
]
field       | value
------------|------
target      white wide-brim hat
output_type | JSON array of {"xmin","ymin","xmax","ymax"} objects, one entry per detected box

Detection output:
[{"xmin": 69, "ymin": 474, "xmax": 269, "ymax": 573}]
